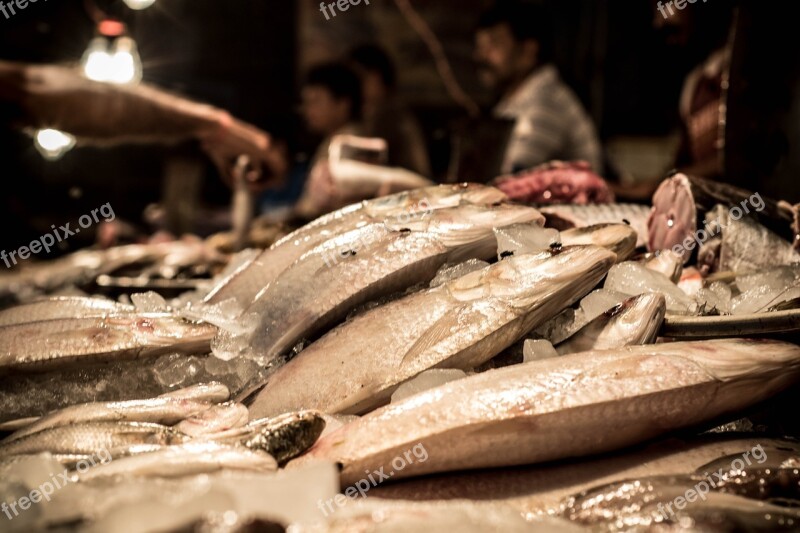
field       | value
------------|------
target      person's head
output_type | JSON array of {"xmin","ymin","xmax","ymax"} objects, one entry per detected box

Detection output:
[
  {"xmin": 301, "ymin": 62, "xmax": 363, "ymax": 136},
  {"xmin": 475, "ymin": 2, "xmax": 553, "ymax": 92},
  {"xmin": 348, "ymin": 44, "xmax": 397, "ymax": 105}
]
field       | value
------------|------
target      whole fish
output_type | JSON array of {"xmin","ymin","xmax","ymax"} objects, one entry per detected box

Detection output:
[
  {"xmin": 249, "ymin": 245, "xmax": 616, "ymax": 419},
  {"xmin": 0, "ymin": 421, "xmax": 188, "ymax": 457},
  {"xmin": 5, "ymin": 398, "xmax": 216, "ymax": 441},
  {"xmin": 77, "ymin": 441, "xmax": 277, "ymax": 481},
  {"xmin": 244, "ymin": 203, "xmax": 544, "ymax": 361},
  {"xmin": 555, "ymin": 293, "xmax": 666, "ymax": 355},
  {"xmin": 370, "ymin": 437, "xmax": 800, "ymax": 517},
  {"xmin": 294, "ymin": 338, "xmax": 800, "ymax": 485},
  {"xmin": 540, "ymin": 203, "xmax": 651, "ymax": 248},
  {"xmin": 204, "ymin": 183, "xmax": 507, "ymax": 306},
  {"xmin": 0, "ymin": 297, "xmax": 133, "ymax": 327},
  {"xmin": 560, "ymin": 223, "xmax": 638, "ymax": 262},
  {"xmin": 0, "ymin": 314, "xmax": 217, "ymax": 372}
]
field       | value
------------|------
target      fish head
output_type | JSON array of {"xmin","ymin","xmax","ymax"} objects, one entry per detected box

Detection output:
[
  {"xmin": 385, "ymin": 204, "xmax": 544, "ymax": 249},
  {"xmin": 603, "ymin": 293, "xmax": 667, "ymax": 345},
  {"xmin": 676, "ymin": 339, "xmax": 800, "ymax": 383},
  {"xmin": 105, "ymin": 314, "xmax": 217, "ymax": 345},
  {"xmin": 365, "ymin": 184, "xmax": 503, "ymax": 219},
  {"xmin": 447, "ymin": 246, "xmax": 617, "ymax": 307}
]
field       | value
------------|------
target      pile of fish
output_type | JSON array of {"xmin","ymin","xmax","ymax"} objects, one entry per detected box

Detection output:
[{"xmin": 2, "ymin": 180, "xmax": 800, "ymax": 532}]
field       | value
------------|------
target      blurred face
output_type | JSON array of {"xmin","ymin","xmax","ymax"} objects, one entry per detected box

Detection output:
[
  {"xmin": 475, "ymin": 23, "xmax": 538, "ymax": 92},
  {"xmin": 301, "ymin": 86, "xmax": 352, "ymax": 136}
]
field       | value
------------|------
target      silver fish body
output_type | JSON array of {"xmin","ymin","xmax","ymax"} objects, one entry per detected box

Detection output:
[
  {"xmin": 174, "ymin": 402, "xmax": 249, "ymax": 437},
  {"xmin": 0, "ymin": 421, "xmax": 188, "ymax": 457},
  {"xmin": 245, "ymin": 203, "xmax": 544, "ymax": 361},
  {"xmin": 204, "ymin": 183, "xmax": 507, "ymax": 306},
  {"xmin": 158, "ymin": 382, "xmax": 231, "ymax": 403},
  {"xmin": 540, "ymin": 203, "xmax": 651, "ymax": 248},
  {"xmin": 249, "ymin": 245, "xmax": 616, "ymax": 419},
  {"xmin": 295, "ymin": 338, "xmax": 800, "ymax": 485},
  {"xmin": 0, "ymin": 297, "xmax": 133, "ymax": 327},
  {"xmin": 0, "ymin": 314, "xmax": 217, "ymax": 372},
  {"xmin": 555, "ymin": 293, "xmax": 666, "ymax": 355}
]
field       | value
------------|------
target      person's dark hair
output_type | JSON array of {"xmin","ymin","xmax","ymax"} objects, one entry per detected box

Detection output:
[
  {"xmin": 348, "ymin": 44, "xmax": 397, "ymax": 89},
  {"xmin": 477, "ymin": 2, "xmax": 553, "ymax": 63},
  {"xmin": 304, "ymin": 62, "xmax": 363, "ymax": 120}
]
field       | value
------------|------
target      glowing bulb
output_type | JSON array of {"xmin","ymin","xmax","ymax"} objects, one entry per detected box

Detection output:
[
  {"xmin": 34, "ymin": 129, "xmax": 76, "ymax": 160},
  {"xmin": 123, "ymin": 0, "xmax": 156, "ymax": 10},
  {"xmin": 81, "ymin": 36, "xmax": 142, "ymax": 85}
]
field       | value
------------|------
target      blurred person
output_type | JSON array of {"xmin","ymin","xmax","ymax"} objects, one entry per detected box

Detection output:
[
  {"xmin": 475, "ymin": 2, "xmax": 602, "ymax": 174},
  {"xmin": 294, "ymin": 62, "xmax": 365, "ymax": 218},
  {"xmin": 347, "ymin": 44, "xmax": 431, "ymax": 177},
  {"xmin": 0, "ymin": 60, "xmax": 287, "ymax": 188}
]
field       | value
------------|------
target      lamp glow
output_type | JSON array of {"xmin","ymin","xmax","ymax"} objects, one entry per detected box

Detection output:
[
  {"xmin": 34, "ymin": 129, "xmax": 76, "ymax": 160},
  {"xmin": 122, "ymin": 0, "xmax": 157, "ymax": 10},
  {"xmin": 81, "ymin": 36, "xmax": 142, "ymax": 85}
]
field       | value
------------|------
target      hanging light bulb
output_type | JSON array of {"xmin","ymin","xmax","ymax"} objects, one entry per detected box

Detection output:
[
  {"xmin": 34, "ymin": 129, "xmax": 76, "ymax": 160},
  {"xmin": 82, "ymin": 36, "xmax": 113, "ymax": 83},
  {"xmin": 122, "ymin": 0, "xmax": 157, "ymax": 10}
]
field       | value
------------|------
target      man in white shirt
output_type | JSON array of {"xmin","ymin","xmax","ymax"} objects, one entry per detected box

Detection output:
[{"xmin": 474, "ymin": 3, "xmax": 602, "ymax": 174}]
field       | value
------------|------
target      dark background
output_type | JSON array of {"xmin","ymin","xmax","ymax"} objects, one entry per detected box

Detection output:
[{"xmin": 1, "ymin": 0, "xmax": 798, "ymax": 253}]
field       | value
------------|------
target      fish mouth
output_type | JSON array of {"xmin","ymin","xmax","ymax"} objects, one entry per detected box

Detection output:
[
  {"xmin": 616, "ymin": 293, "xmax": 667, "ymax": 344},
  {"xmin": 460, "ymin": 185, "xmax": 508, "ymax": 205}
]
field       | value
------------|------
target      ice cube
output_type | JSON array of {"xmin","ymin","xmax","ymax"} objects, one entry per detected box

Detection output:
[
  {"xmin": 605, "ymin": 262, "xmax": 695, "ymax": 314},
  {"xmin": 153, "ymin": 354, "xmax": 203, "ymax": 388},
  {"xmin": 429, "ymin": 260, "xmax": 490, "ymax": 288},
  {"xmin": 131, "ymin": 291, "xmax": 169, "ymax": 313},
  {"xmin": 493, "ymin": 223, "xmax": 559, "ymax": 259},
  {"xmin": 391, "ymin": 369, "xmax": 467, "ymax": 403},
  {"xmin": 523, "ymin": 339, "xmax": 558, "ymax": 362}
]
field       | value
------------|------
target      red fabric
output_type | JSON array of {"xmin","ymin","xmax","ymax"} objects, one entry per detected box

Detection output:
[{"xmin": 493, "ymin": 160, "xmax": 614, "ymax": 205}]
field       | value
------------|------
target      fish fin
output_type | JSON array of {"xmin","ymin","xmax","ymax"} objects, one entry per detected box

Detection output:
[{"xmin": 399, "ymin": 304, "xmax": 496, "ymax": 368}]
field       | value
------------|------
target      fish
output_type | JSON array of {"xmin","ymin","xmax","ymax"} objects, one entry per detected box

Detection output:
[
  {"xmin": 293, "ymin": 338, "xmax": 800, "ymax": 485},
  {"xmin": 560, "ymin": 223, "xmax": 638, "ymax": 261},
  {"xmin": 555, "ymin": 293, "xmax": 666, "ymax": 355},
  {"xmin": 5, "ymin": 398, "xmax": 216, "ymax": 441},
  {"xmin": 240, "ymin": 411, "xmax": 326, "ymax": 466},
  {"xmin": 174, "ymin": 402, "xmax": 249, "ymax": 437},
  {"xmin": 564, "ymin": 478, "xmax": 800, "ymax": 531},
  {"xmin": 539, "ymin": 203, "xmax": 651, "ymax": 248},
  {"xmin": 0, "ymin": 296, "xmax": 133, "ymax": 327},
  {"xmin": 369, "ymin": 437, "xmax": 800, "ymax": 517},
  {"xmin": 77, "ymin": 441, "xmax": 277, "ymax": 481},
  {"xmin": 249, "ymin": 245, "xmax": 616, "ymax": 419},
  {"xmin": 203, "ymin": 183, "xmax": 507, "ymax": 307},
  {"xmin": 243, "ymin": 203, "xmax": 545, "ymax": 361},
  {"xmin": 0, "ymin": 313, "xmax": 217, "ymax": 372},
  {"xmin": 0, "ymin": 421, "xmax": 189, "ymax": 457},
  {"xmin": 158, "ymin": 382, "xmax": 231, "ymax": 403}
]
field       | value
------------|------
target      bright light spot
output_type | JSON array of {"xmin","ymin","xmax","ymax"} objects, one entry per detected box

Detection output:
[
  {"xmin": 34, "ymin": 129, "xmax": 76, "ymax": 160},
  {"xmin": 123, "ymin": 0, "xmax": 157, "ymax": 10},
  {"xmin": 82, "ymin": 36, "xmax": 142, "ymax": 85}
]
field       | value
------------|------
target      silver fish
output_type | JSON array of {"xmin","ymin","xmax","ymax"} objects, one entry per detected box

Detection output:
[
  {"xmin": 294, "ymin": 338, "xmax": 800, "ymax": 485},
  {"xmin": 0, "ymin": 314, "xmax": 217, "ymax": 372},
  {"xmin": 244, "ymin": 203, "xmax": 544, "ymax": 361},
  {"xmin": 560, "ymin": 223, "xmax": 638, "ymax": 261},
  {"xmin": 158, "ymin": 382, "xmax": 231, "ymax": 403},
  {"xmin": 249, "ymin": 245, "xmax": 616, "ymax": 419},
  {"xmin": 555, "ymin": 293, "xmax": 666, "ymax": 355},
  {"xmin": 77, "ymin": 441, "xmax": 277, "ymax": 481},
  {"xmin": 540, "ymin": 203, "xmax": 651, "ymax": 248},
  {"xmin": 204, "ymin": 183, "xmax": 507, "ymax": 306},
  {"xmin": 0, "ymin": 421, "xmax": 188, "ymax": 457},
  {"xmin": 6, "ymin": 398, "xmax": 215, "ymax": 441},
  {"xmin": 0, "ymin": 297, "xmax": 133, "ymax": 327}
]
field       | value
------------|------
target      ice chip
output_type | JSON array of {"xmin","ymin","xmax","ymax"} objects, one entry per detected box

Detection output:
[
  {"xmin": 523, "ymin": 339, "xmax": 558, "ymax": 362},
  {"xmin": 391, "ymin": 369, "xmax": 468, "ymax": 403},
  {"xmin": 605, "ymin": 262, "xmax": 695, "ymax": 314},
  {"xmin": 493, "ymin": 223, "xmax": 559, "ymax": 259},
  {"xmin": 153, "ymin": 354, "xmax": 202, "ymax": 388},
  {"xmin": 131, "ymin": 291, "xmax": 169, "ymax": 313}
]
